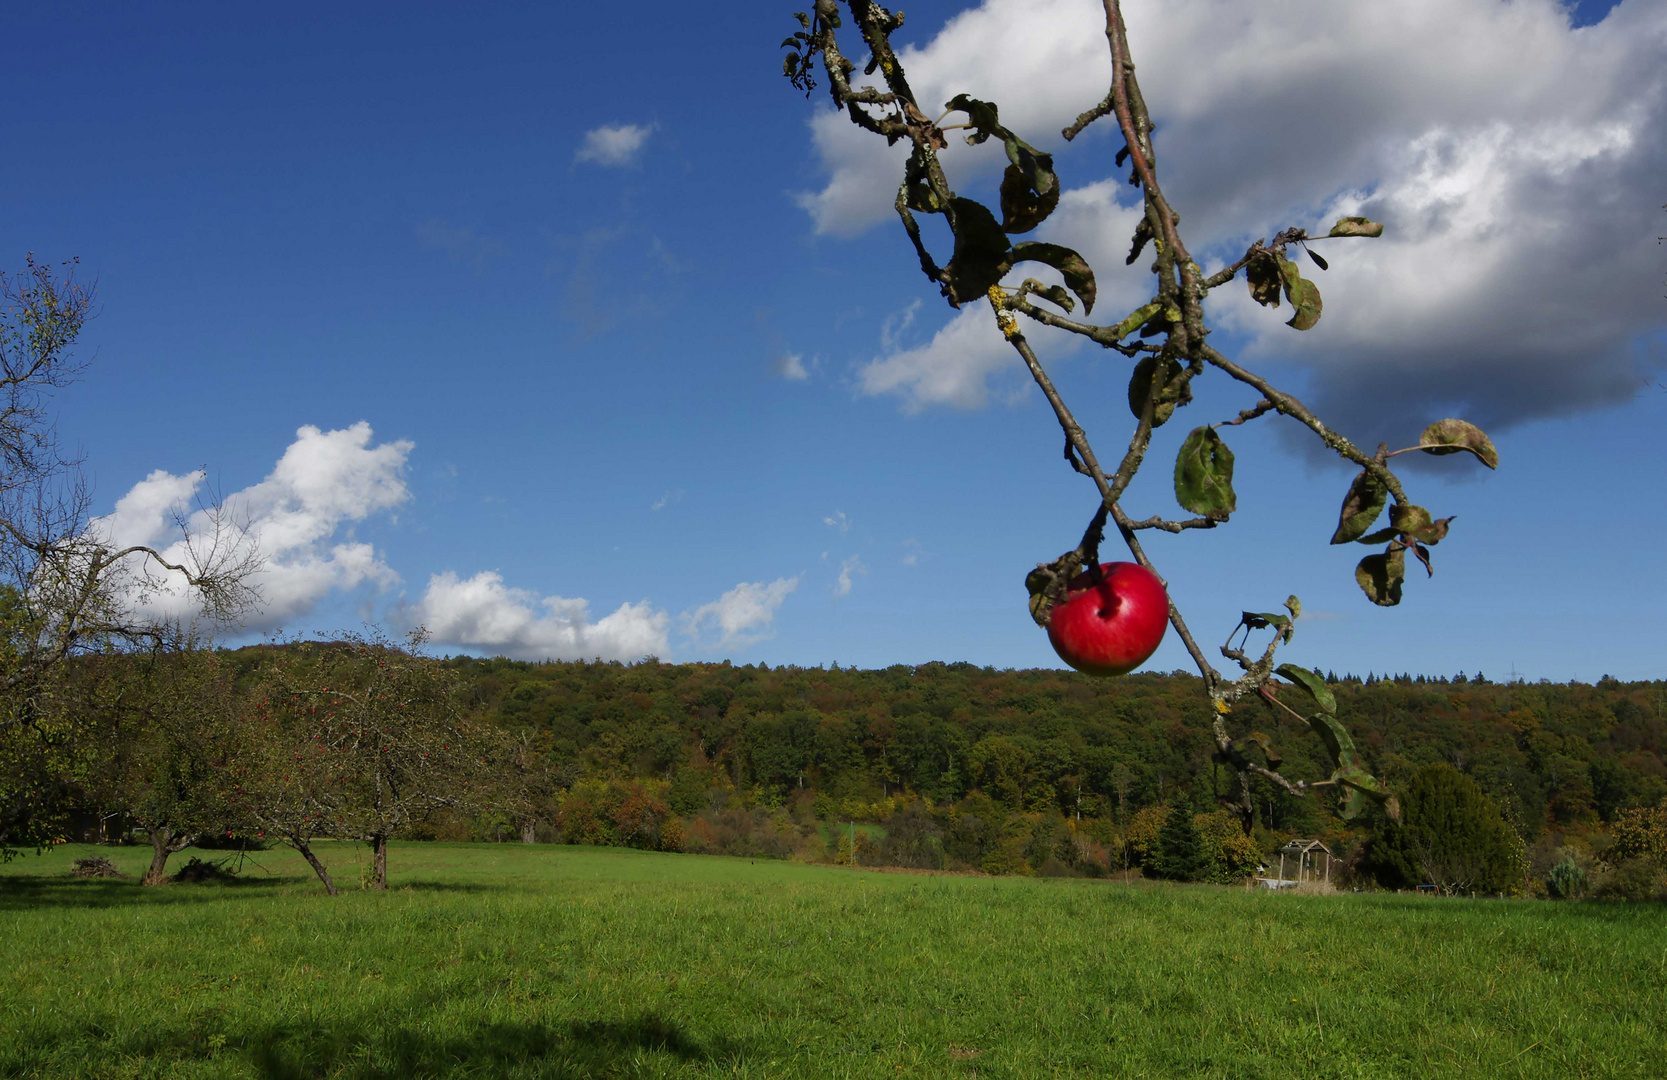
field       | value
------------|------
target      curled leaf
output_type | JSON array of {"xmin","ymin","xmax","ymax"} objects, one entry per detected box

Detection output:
[
  {"xmin": 941, "ymin": 198, "xmax": 1012, "ymax": 306},
  {"xmin": 1008, "ymin": 242, "xmax": 1096, "ymax": 314},
  {"xmin": 1355, "ymin": 547, "xmax": 1405, "ymax": 607},
  {"xmin": 1418, "ymin": 419, "xmax": 1498, "ymax": 469},
  {"xmin": 1330, "ymin": 467, "xmax": 1389, "ymax": 544},
  {"xmin": 1245, "ymin": 252, "xmax": 1282, "ymax": 308},
  {"xmin": 1127, "ymin": 356, "xmax": 1184, "ymax": 428},
  {"xmin": 1307, "ymin": 248, "xmax": 1329, "ymax": 271},
  {"xmin": 1328, "ymin": 216, "xmax": 1384, "ymax": 238},
  {"xmin": 1126, "ymin": 217, "xmax": 1154, "ymax": 266},
  {"xmin": 999, "ymin": 163, "xmax": 1060, "ymax": 233},
  {"xmin": 1174, "ymin": 426, "xmax": 1236, "ymax": 517},
  {"xmin": 1279, "ymin": 258, "xmax": 1323, "ymax": 330},
  {"xmin": 1333, "ymin": 765, "xmax": 1399, "ymax": 822},
  {"xmin": 1242, "ymin": 611, "xmax": 1292, "ymax": 641},
  {"xmin": 1024, "ymin": 280, "xmax": 1075, "ymax": 313}
]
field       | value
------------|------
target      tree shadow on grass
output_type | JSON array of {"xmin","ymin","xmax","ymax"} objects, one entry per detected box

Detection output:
[
  {"xmin": 0, "ymin": 873, "xmax": 506, "ymax": 912},
  {"xmin": 250, "ymin": 1014, "xmax": 741, "ymax": 1079},
  {"xmin": 0, "ymin": 874, "xmax": 307, "ymax": 912}
]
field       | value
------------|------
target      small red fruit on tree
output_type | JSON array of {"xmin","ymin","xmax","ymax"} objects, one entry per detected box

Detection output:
[{"xmin": 1045, "ymin": 562, "xmax": 1168, "ymax": 677}]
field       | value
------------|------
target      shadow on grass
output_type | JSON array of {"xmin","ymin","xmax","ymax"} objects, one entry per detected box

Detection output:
[
  {"xmin": 248, "ymin": 1015, "xmax": 738, "ymax": 1079},
  {"xmin": 0, "ymin": 874, "xmax": 509, "ymax": 911},
  {"xmin": 0, "ymin": 874, "xmax": 310, "ymax": 911}
]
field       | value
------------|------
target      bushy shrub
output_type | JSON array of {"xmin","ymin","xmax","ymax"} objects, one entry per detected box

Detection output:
[
  {"xmin": 877, "ymin": 803, "xmax": 945, "ymax": 870},
  {"xmin": 1365, "ymin": 764, "xmax": 1521, "ymax": 894},
  {"xmin": 1607, "ymin": 802, "xmax": 1667, "ymax": 866},
  {"xmin": 1193, "ymin": 810, "xmax": 1262, "ymax": 883},
  {"xmin": 1148, "ymin": 805, "xmax": 1208, "ymax": 882},
  {"xmin": 681, "ymin": 806, "xmax": 800, "ymax": 859},
  {"xmin": 1546, "ymin": 856, "xmax": 1588, "ymax": 900},
  {"xmin": 1593, "ymin": 858, "xmax": 1667, "ymax": 902},
  {"xmin": 556, "ymin": 778, "xmax": 681, "ymax": 851}
]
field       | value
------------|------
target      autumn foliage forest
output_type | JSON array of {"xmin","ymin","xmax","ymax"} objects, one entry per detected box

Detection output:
[{"xmin": 435, "ymin": 653, "xmax": 1664, "ymax": 896}]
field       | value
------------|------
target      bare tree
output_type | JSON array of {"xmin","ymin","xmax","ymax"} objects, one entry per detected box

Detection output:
[
  {"xmin": 784, "ymin": 2, "xmax": 1504, "ymax": 827},
  {"xmin": 243, "ymin": 630, "xmax": 498, "ymax": 892},
  {"xmin": 0, "ymin": 256, "xmax": 261, "ymax": 857},
  {"xmin": 78, "ymin": 634, "xmax": 245, "ymax": 885}
]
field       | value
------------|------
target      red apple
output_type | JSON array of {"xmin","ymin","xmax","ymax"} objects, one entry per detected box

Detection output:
[{"xmin": 1045, "ymin": 561, "xmax": 1169, "ymax": 676}]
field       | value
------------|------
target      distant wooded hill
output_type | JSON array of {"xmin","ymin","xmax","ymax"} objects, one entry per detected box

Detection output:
[{"xmin": 441, "ymin": 656, "xmax": 1666, "ymax": 838}]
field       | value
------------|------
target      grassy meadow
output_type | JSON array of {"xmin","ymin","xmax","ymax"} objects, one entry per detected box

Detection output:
[{"xmin": 4, "ymin": 843, "xmax": 1664, "ymax": 1079}]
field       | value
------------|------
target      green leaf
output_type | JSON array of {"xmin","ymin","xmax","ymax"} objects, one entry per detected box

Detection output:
[
  {"xmin": 1388, "ymin": 503, "xmax": 1432, "ymax": 535},
  {"xmin": 1002, "ymin": 137, "xmax": 1055, "ymax": 197},
  {"xmin": 1332, "ymin": 765, "xmax": 1397, "ymax": 821},
  {"xmin": 999, "ymin": 163, "xmax": 1060, "ymax": 234},
  {"xmin": 1328, "ymin": 216, "xmax": 1385, "ymax": 238},
  {"xmin": 1008, "ymin": 242, "xmax": 1096, "ymax": 314},
  {"xmin": 1418, "ymin": 418, "xmax": 1498, "ymax": 469},
  {"xmin": 1307, "ymin": 247, "xmax": 1329, "ymax": 271},
  {"xmin": 1330, "ymin": 467, "xmax": 1389, "ymax": 544},
  {"xmin": 941, "ymin": 198, "xmax": 1012, "ymax": 307},
  {"xmin": 1410, "ymin": 516, "xmax": 1453, "ymax": 545},
  {"xmin": 1283, "ymin": 595, "xmax": 1301, "ymax": 621},
  {"xmin": 1242, "ymin": 611, "xmax": 1291, "ymax": 634},
  {"xmin": 1388, "ymin": 504, "xmax": 1453, "ymax": 546},
  {"xmin": 1174, "ymin": 426, "xmax": 1237, "ymax": 517},
  {"xmin": 1355, "ymin": 526, "xmax": 1400, "ymax": 545},
  {"xmin": 1112, "ymin": 302, "xmax": 1163, "ymax": 340},
  {"xmin": 1279, "ymin": 258, "xmax": 1323, "ymax": 330},
  {"xmin": 1233, "ymin": 732, "xmax": 1282, "ymax": 772},
  {"xmin": 1276, "ymin": 663, "xmax": 1336, "ymax": 716},
  {"xmin": 1127, "ymin": 356, "xmax": 1184, "ymax": 428},
  {"xmin": 1245, "ymin": 252, "xmax": 1282, "ymax": 308},
  {"xmin": 1355, "ymin": 548, "xmax": 1406, "ymax": 607}
]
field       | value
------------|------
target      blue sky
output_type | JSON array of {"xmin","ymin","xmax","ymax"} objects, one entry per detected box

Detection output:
[{"xmin": 4, "ymin": 0, "xmax": 1663, "ymax": 681}]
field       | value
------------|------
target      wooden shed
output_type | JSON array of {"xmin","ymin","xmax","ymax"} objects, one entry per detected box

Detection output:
[{"xmin": 1275, "ymin": 839, "xmax": 1332, "ymax": 886}]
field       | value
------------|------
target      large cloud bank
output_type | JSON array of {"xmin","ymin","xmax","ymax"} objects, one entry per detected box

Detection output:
[{"xmin": 806, "ymin": 0, "xmax": 1666, "ymax": 444}]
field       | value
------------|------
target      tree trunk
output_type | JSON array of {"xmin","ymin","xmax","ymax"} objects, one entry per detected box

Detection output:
[
  {"xmin": 295, "ymin": 840, "xmax": 338, "ymax": 896},
  {"xmin": 142, "ymin": 826, "xmax": 174, "ymax": 886},
  {"xmin": 370, "ymin": 832, "xmax": 388, "ymax": 890},
  {"xmin": 520, "ymin": 821, "xmax": 536, "ymax": 844}
]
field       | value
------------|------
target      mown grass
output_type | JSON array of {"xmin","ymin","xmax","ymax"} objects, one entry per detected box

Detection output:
[{"xmin": 4, "ymin": 843, "xmax": 1664, "ymax": 1079}]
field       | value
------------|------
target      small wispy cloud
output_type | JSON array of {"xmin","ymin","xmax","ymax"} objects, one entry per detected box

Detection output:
[
  {"xmin": 834, "ymin": 554, "xmax": 866, "ymax": 598},
  {"xmin": 685, "ymin": 577, "xmax": 800, "ymax": 650},
  {"xmin": 575, "ymin": 123, "xmax": 654, "ymax": 167},
  {"xmin": 772, "ymin": 352, "xmax": 810, "ymax": 380},
  {"xmin": 900, "ymin": 538, "xmax": 925, "ymax": 567},
  {"xmin": 652, "ymin": 488, "xmax": 685, "ymax": 511},
  {"xmin": 415, "ymin": 219, "xmax": 509, "ymax": 272},
  {"xmin": 823, "ymin": 511, "xmax": 851, "ymax": 533}
]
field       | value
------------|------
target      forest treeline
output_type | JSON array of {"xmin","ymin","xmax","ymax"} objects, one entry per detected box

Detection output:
[
  {"xmin": 435, "ymin": 655, "xmax": 1666, "ymax": 896},
  {"xmin": 13, "ymin": 642, "xmax": 1667, "ymax": 899}
]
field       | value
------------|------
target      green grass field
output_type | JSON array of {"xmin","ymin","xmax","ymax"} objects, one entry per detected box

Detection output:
[{"xmin": 5, "ymin": 843, "xmax": 1664, "ymax": 1079}]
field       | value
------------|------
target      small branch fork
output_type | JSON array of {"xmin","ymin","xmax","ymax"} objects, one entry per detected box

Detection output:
[{"xmin": 801, "ymin": 0, "xmax": 1422, "ymax": 822}]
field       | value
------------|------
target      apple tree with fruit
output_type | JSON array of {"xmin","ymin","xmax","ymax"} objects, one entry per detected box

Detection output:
[{"xmin": 782, "ymin": 0, "xmax": 1503, "ymax": 830}]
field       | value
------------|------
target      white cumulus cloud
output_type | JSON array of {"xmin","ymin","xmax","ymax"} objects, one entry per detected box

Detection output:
[
  {"xmin": 414, "ymin": 570, "xmax": 672, "ymax": 662},
  {"xmin": 684, "ymin": 576, "xmax": 800, "ymax": 650},
  {"xmin": 93, "ymin": 422, "xmax": 413, "ymax": 629},
  {"xmin": 575, "ymin": 123, "xmax": 654, "ymax": 167}
]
